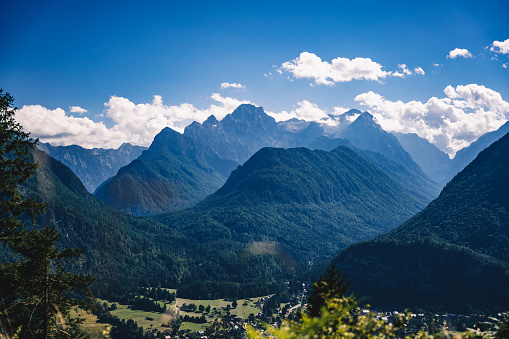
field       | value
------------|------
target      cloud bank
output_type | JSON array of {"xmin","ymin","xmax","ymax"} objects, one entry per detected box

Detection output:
[
  {"xmin": 16, "ymin": 93, "xmax": 251, "ymax": 149},
  {"xmin": 16, "ymin": 84, "xmax": 508, "ymax": 157},
  {"xmin": 280, "ymin": 52, "xmax": 425, "ymax": 86},
  {"xmin": 354, "ymin": 84, "xmax": 509, "ymax": 156}
]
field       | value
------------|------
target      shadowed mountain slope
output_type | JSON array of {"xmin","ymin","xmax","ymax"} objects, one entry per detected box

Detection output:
[
  {"xmin": 153, "ymin": 146, "xmax": 426, "ymax": 297},
  {"xmin": 393, "ymin": 132, "xmax": 451, "ymax": 184},
  {"xmin": 94, "ymin": 127, "xmax": 237, "ymax": 216},
  {"xmin": 332, "ymin": 131, "xmax": 509, "ymax": 311},
  {"xmin": 18, "ymin": 149, "xmax": 188, "ymax": 297}
]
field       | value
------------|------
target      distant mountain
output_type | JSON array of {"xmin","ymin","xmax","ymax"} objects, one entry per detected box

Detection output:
[
  {"xmin": 278, "ymin": 118, "xmax": 310, "ymax": 133},
  {"xmin": 96, "ymin": 104, "xmax": 439, "ymax": 216},
  {"xmin": 337, "ymin": 112, "xmax": 424, "ymax": 176},
  {"xmin": 445, "ymin": 121, "xmax": 509, "ymax": 184},
  {"xmin": 393, "ymin": 132, "xmax": 451, "ymax": 184},
  {"xmin": 37, "ymin": 142, "xmax": 146, "ymax": 192},
  {"xmin": 184, "ymin": 104, "xmax": 291, "ymax": 164},
  {"xmin": 20, "ymin": 149, "xmax": 187, "ymax": 297},
  {"xmin": 332, "ymin": 131, "xmax": 509, "ymax": 311},
  {"xmin": 153, "ymin": 146, "xmax": 426, "ymax": 298},
  {"xmin": 94, "ymin": 127, "xmax": 237, "ymax": 216}
]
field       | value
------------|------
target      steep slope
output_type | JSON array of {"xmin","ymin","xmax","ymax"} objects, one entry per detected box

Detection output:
[
  {"xmin": 94, "ymin": 127, "xmax": 237, "ymax": 216},
  {"xmin": 338, "ymin": 112, "xmax": 424, "ymax": 175},
  {"xmin": 445, "ymin": 121, "xmax": 509, "ymax": 184},
  {"xmin": 332, "ymin": 131, "xmax": 509, "ymax": 311},
  {"xmin": 394, "ymin": 132, "xmax": 452, "ymax": 184},
  {"xmin": 20, "ymin": 149, "xmax": 187, "ymax": 297},
  {"xmin": 94, "ymin": 104, "xmax": 438, "ymax": 217},
  {"xmin": 153, "ymin": 146, "xmax": 425, "ymax": 298},
  {"xmin": 37, "ymin": 142, "xmax": 146, "ymax": 192},
  {"xmin": 305, "ymin": 136, "xmax": 440, "ymax": 205}
]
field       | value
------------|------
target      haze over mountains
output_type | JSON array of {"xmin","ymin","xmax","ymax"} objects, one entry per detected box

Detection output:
[
  {"xmin": 37, "ymin": 142, "xmax": 146, "ymax": 193},
  {"xmin": 42, "ymin": 104, "xmax": 509, "ymax": 219},
  {"xmin": 33, "ymin": 103, "xmax": 509, "ymax": 310},
  {"xmin": 88, "ymin": 104, "xmax": 439, "ymax": 216}
]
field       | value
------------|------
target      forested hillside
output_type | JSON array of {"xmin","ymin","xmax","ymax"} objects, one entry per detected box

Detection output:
[
  {"xmin": 19, "ymin": 149, "xmax": 188, "ymax": 297},
  {"xmin": 94, "ymin": 127, "xmax": 237, "ymax": 216},
  {"xmin": 153, "ymin": 146, "xmax": 426, "ymax": 298},
  {"xmin": 332, "ymin": 131, "xmax": 509, "ymax": 311}
]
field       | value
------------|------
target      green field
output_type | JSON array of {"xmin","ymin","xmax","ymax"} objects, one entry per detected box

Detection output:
[
  {"xmin": 80, "ymin": 294, "xmax": 271, "ymax": 336},
  {"xmin": 72, "ymin": 309, "xmax": 111, "ymax": 339}
]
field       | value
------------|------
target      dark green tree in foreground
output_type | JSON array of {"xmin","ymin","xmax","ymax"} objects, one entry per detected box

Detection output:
[
  {"xmin": 307, "ymin": 265, "xmax": 350, "ymax": 317},
  {"xmin": 0, "ymin": 89, "xmax": 94, "ymax": 338}
]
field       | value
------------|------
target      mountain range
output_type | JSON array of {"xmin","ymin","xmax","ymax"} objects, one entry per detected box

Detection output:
[
  {"xmin": 37, "ymin": 142, "xmax": 146, "ymax": 193},
  {"xmin": 152, "ymin": 145, "xmax": 427, "ymax": 298},
  {"xmin": 94, "ymin": 127, "xmax": 237, "ymax": 216},
  {"xmin": 30, "ymin": 103, "xmax": 509, "ymax": 309},
  {"xmin": 332, "ymin": 130, "xmax": 509, "ymax": 311},
  {"xmin": 93, "ymin": 104, "xmax": 438, "ymax": 216}
]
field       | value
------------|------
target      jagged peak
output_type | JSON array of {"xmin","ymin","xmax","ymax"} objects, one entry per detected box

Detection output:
[
  {"xmin": 230, "ymin": 104, "xmax": 266, "ymax": 118},
  {"xmin": 203, "ymin": 115, "xmax": 219, "ymax": 126},
  {"xmin": 349, "ymin": 111, "xmax": 381, "ymax": 130}
]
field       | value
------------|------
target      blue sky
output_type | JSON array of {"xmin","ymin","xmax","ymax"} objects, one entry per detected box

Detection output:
[{"xmin": 2, "ymin": 0, "xmax": 509, "ymax": 155}]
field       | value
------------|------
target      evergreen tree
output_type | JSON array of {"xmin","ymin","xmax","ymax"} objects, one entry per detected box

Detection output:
[
  {"xmin": 307, "ymin": 265, "xmax": 350, "ymax": 317},
  {"xmin": 0, "ymin": 89, "xmax": 94, "ymax": 338},
  {"xmin": 0, "ymin": 89, "xmax": 44, "ymax": 245}
]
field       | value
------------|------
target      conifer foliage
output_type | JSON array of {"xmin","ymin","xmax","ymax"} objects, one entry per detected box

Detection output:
[
  {"xmin": 307, "ymin": 265, "xmax": 350, "ymax": 317},
  {"xmin": 0, "ymin": 89, "xmax": 94, "ymax": 338}
]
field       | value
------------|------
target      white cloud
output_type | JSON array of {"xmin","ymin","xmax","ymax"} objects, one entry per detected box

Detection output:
[
  {"xmin": 490, "ymin": 38, "xmax": 509, "ymax": 54},
  {"xmin": 414, "ymin": 67, "xmax": 425, "ymax": 75},
  {"xmin": 16, "ymin": 106, "xmax": 124, "ymax": 148},
  {"xmin": 331, "ymin": 106, "xmax": 350, "ymax": 116},
  {"xmin": 267, "ymin": 101, "xmax": 351, "ymax": 128},
  {"xmin": 392, "ymin": 64, "xmax": 412, "ymax": 78},
  {"xmin": 354, "ymin": 84, "xmax": 509, "ymax": 156},
  {"xmin": 279, "ymin": 52, "xmax": 425, "ymax": 85},
  {"xmin": 503, "ymin": 63, "xmax": 508, "ymax": 69},
  {"xmin": 16, "ymin": 93, "xmax": 251, "ymax": 149},
  {"xmin": 69, "ymin": 106, "xmax": 87, "ymax": 114},
  {"xmin": 280, "ymin": 52, "xmax": 391, "ymax": 86},
  {"xmin": 268, "ymin": 100, "xmax": 328, "ymax": 122},
  {"xmin": 433, "ymin": 63, "xmax": 441, "ymax": 67},
  {"xmin": 447, "ymin": 48, "xmax": 473, "ymax": 59},
  {"xmin": 220, "ymin": 82, "xmax": 246, "ymax": 90}
]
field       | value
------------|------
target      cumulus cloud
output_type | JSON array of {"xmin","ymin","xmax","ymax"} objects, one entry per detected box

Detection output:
[
  {"xmin": 268, "ymin": 100, "xmax": 328, "ymax": 122},
  {"xmin": 490, "ymin": 38, "xmax": 509, "ymax": 54},
  {"xmin": 69, "ymin": 106, "xmax": 87, "ymax": 114},
  {"xmin": 392, "ymin": 64, "xmax": 412, "ymax": 78},
  {"xmin": 267, "ymin": 101, "xmax": 351, "ymax": 128},
  {"xmin": 280, "ymin": 52, "xmax": 424, "ymax": 85},
  {"xmin": 447, "ymin": 48, "xmax": 473, "ymax": 59},
  {"xmin": 414, "ymin": 67, "xmax": 425, "ymax": 75},
  {"xmin": 220, "ymin": 82, "xmax": 246, "ymax": 90},
  {"xmin": 354, "ymin": 84, "xmax": 509, "ymax": 156},
  {"xmin": 280, "ymin": 52, "xmax": 391, "ymax": 86},
  {"xmin": 16, "ymin": 93, "xmax": 251, "ymax": 149}
]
